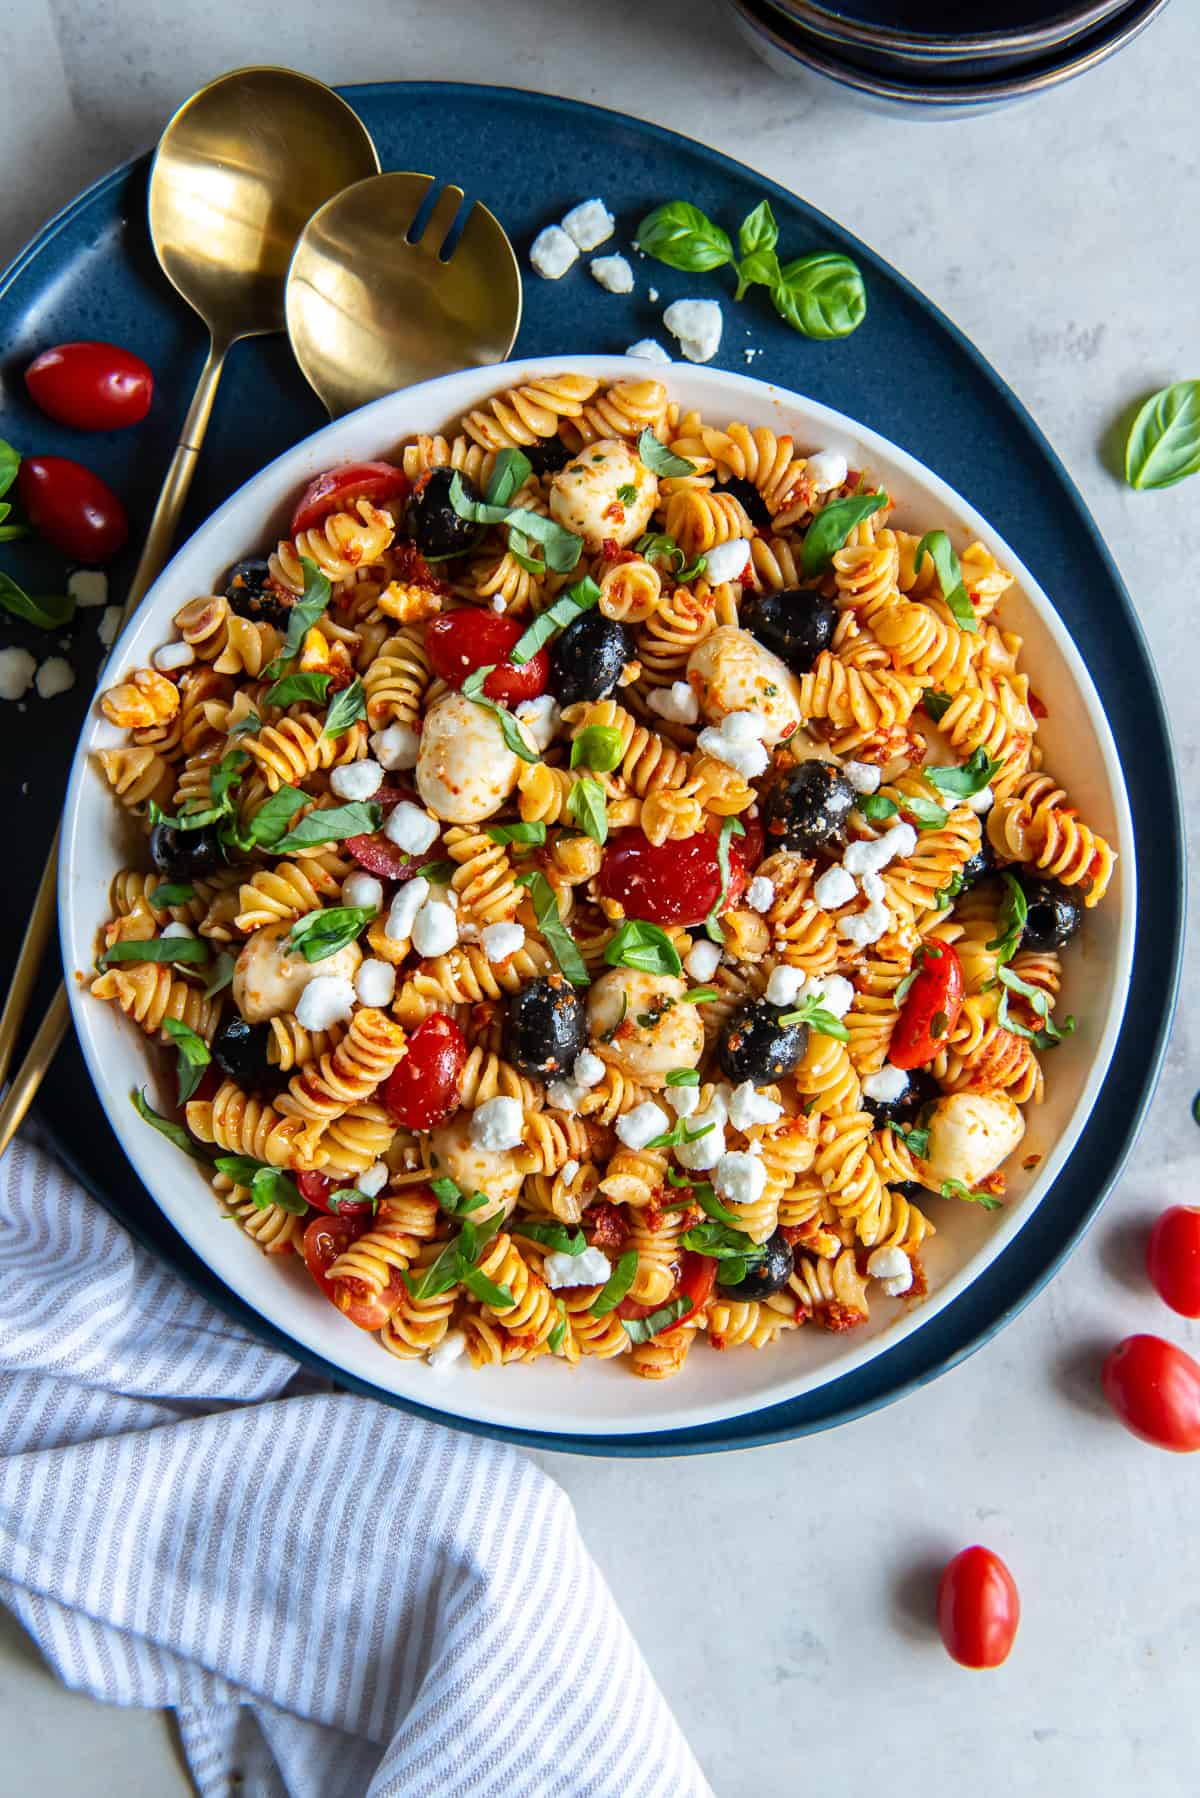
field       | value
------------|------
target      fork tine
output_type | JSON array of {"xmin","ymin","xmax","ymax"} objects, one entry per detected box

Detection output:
[{"xmin": 415, "ymin": 183, "xmax": 467, "ymax": 259}]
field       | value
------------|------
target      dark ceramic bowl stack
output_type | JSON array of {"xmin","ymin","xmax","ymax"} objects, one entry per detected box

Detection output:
[{"xmin": 726, "ymin": 0, "xmax": 1173, "ymax": 115}]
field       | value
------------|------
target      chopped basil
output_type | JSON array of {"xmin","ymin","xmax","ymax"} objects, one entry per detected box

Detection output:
[
  {"xmin": 416, "ymin": 858, "xmax": 456, "ymax": 884},
  {"xmin": 987, "ymin": 873, "xmax": 1028, "ymax": 965},
  {"xmin": 683, "ymin": 986, "xmax": 718, "ymax": 1004},
  {"xmin": 800, "ymin": 492, "xmax": 888, "ymax": 578},
  {"xmin": 616, "ymin": 482, "xmax": 638, "ymax": 504},
  {"xmin": 228, "ymin": 709, "xmax": 263, "ymax": 738},
  {"xmin": 777, "ymin": 995, "xmax": 850, "ymax": 1042},
  {"xmin": 509, "ymin": 575, "xmax": 600, "ymax": 664},
  {"xmin": 404, "ymin": 1236, "xmax": 466, "ymax": 1301},
  {"xmin": 665, "ymin": 1068, "xmax": 700, "ymax": 1087},
  {"xmin": 98, "ymin": 936, "xmax": 209, "ymax": 969},
  {"xmin": 287, "ymin": 904, "xmax": 376, "ymax": 963},
  {"xmin": 484, "ymin": 820, "xmax": 547, "ymax": 846},
  {"xmin": 913, "ymin": 530, "xmax": 977, "ymax": 634},
  {"xmin": 404, "ymin": 1211, "xmax": 511, "ymax": 1304},
  {"xmin": 516, "ymin": 869, "xmax": 590, "ymax": 986},
  {"xmin": 153, "ymin": 747, "xmax": 249, "ymax": 832},
  {"xmin": 888, "ymin": 1120, "xmax": 930, "ymax": 1159},
  {"xmin": 681, "ymin": 1219, "xmax": 766, "ymax": 1262},
  {"xmin": 131, "ymin": 1087, "xmax": 210, "ymax": 1161},
  {"xmin": 265, "ymin": 670, "xmax": 330, "ymax": 709},
  {"xmin": 634, "ymin": 532, "xmax": 707, "ymax": 580},
  {"xmin": 894, "ymin": 940, "xmax": 943, "ymax": 1005},
  {"xmin": 327, "ymin": 1188, "xmax": 379, "ymax": 1214},
  {"xmin": 147, "ymin": 883, "xmax": 194, "ymax": 909},
  {"xmin": 460, "ymin": 665, "xmax": 541, "ymax": 762},
  {"xmin": 460, "ymin": 1264, "xmax": 517, "ymax": 1309},
  {"xmin": 213, "ymin": 1155, "xmax": 307, "ymax": 1214},
  {"xmin": 548, "ymin": 1301, "xmax": 569, "ymax": 1355},
  {"xmin": 703, "ymin": 816, "xmax": 745, "ymax": 945},
  {"xmin": 590, "ymin": 1248, "xmax": 638, "ymax": 1315},
  {"xmin": 161, "ymin": 1017, "xmax": 211, "ymax": 1104},
  {"xmin": 324, "ymin": 676, "xmax": 366, "ymax": 738},
  {"xmin": 271, "ymin": 798, "xmax": 383, "ymax": 855},
  {"xmin": 996, "ymin": 964, "xmax": 1076, "ymax": 1048},
  {"xmin": 604, "ymin": 919, "xmax": 682, "ymax": 978},
  {"xmin": 925, "ymin": 748, "xmax": 1001, "ymax": 800},
  {"xmin": 260, "ymin": 557, "xmax": 331, "ymax": 681},
  {"xmin": 645, "ymin": 1117, "xmax": 715, "ymax": 1151},
  {"xmin": 485, "ymin": 447, "xmax": 533, "ymax": 506},
  {"xmin": 860, "ymin": 794, "xmax": 898, "ymax": 823},
  {"xmin": 515, "ymin": 1219, "xmax": 588, "ymax": 1255},
  {"xmin": 940, "ymin": 1177, "xmax": 1002, "ymax": 1212},
  {"xmin": 566, "ymin": 775, "xmax": 608, "ymax": 845},
  {"xmin": 669, "ymin": 1175, "xmax": 743, "ymax": 1227},
  {"xmin": 0, "ymin": 441, "xmax": 18, "ymax": 499},
  {"xmin": 430, "ymin": 1175, "xmax": 489, "ymax": 1216},
  {"xmin": 447, "ymin": 472, "xmax": 583, "ymax": 573},
  {"xmin": 922, "ymin": 690, "xmax": 953, "ymax": 723},
  {"xmin": 621, "ymin": 1296, "xmax": 693, "ymax": 1343},
  {"xmin": 203, "ymin": 951, "xmax": 236, "ymax": 998},
  {"xmin": 900, "ymin": 793, "xmax": 950, "ymax": 830},
  {"xmin": 637, "ymin": 428, "xmax": 696, "ymax": 479},
  {"xmin": 636, "ymin": 200, "xmax": 734, "ymax": 272},
  {"xmin": 930, "ymin": 1009, "xmax": 949, "ymax": 1038},
  {"xmin": 570, "ymin": 724, "xmax": 624, "ymax": 773},
  {"xmin": 1124, "ymin": 381, "xmax": 1200, "ymax": 491},
  {"xmin": 0, "ymin": 573, "xmax": 74, "ymax": 630}
]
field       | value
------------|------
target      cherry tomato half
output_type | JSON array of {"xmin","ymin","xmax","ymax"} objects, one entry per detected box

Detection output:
[
  {"xmin": 290, "ymin": 460, "xmax": 409, "ymax": 535},
  {"xmin": 677, "ymin": 1249, "xmax": 717, "ymax": 1318},
  {"xmin": 25, "ymin": 340, "xmax": 153, "ymax": 431},
  {"xmin": 345, "ymin": 786, "xmax": 442, "ymax": 880},
  {"xmin": 889, "ymin": 942, "xmax": 965, "ymax": 1069},
  {"xmin": 17, "ymin": 455, "xmax": 128, "ymax": 562},
  {"xmin": 597, "ymin": 827, "xmax": 747, "ymax": 929},
  {"xmin": 1102, "ymin": 1334, "xmax": 1200, "ymax": 1452},
  {"xmin": 295, "ymin": 1172, "xmax": 375, "ymax": 1219},
  {"xmin": 383, "ymin": 1013, "xmax": 467, "ymax": 1130},
  {"xmin": 426, "ymin": 610, "xmax": 548, "ymax": 704},
  {"xmin": 1147, "ymin": 1206, "xmax": 1200, "ymax": 1318},
  {"xmin": 302, "ymin": 1212, "xmax": 365, "ymax": 1301},
  {"xmin": 937, "ymin": 1546, "xmax": 1020, "ymax": 1669}
]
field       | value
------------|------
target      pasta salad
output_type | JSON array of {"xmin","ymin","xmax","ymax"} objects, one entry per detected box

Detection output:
[{"xmin": 90, "ymin": 372, "xmax": 1116, "ymax": 1381}]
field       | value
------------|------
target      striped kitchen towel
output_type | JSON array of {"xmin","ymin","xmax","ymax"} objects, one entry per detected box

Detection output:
[{"xmin": 0, "ymin": 1136, "xmax": 714, "ymax": 1798}]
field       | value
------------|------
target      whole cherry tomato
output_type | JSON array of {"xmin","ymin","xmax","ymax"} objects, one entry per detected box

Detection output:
[
  {"xmin": 302, "ymin": 1212, "xmax": 366, "ymax": 1301},
  {"xmin": 1146, "ymin": 1205, "xmax": 1200, "ymax": 1317},
  {"xmin": 296, "ymin": 1172, "xmax": 375, "ymax": 1218},
  {"xmin": 25, "ymin": 341, "xmax": 153, "ymax": 431},
  {"xmin": 17, "ymin": 455, "xmax": 128, "ymax": 562},
  {"xmin": 889, "ymin": 941, "xmax": 965, "ymax": 1069},
  {"xmin": 597, "ymin": 827, "xmax": 747, "ymax": 928},
  {"xmin": 426, "ymin": 610, "xmax": 548, "ymax": 704},
  {"xmin": 1102, "ymin": 1334, "xmax": 1200, "ymax": 1452},
  {"xmin": 345, "ymin": 786, "xmax": 443, "ymax": 880},
  {"xmin": 937, "ymin": 1546, "xmax": 1020, "ymax": 1669},
  {"xmin": 383, "ymin": 1013, "xmax": 467, "ymax": 1130},
  {"xmin": 290, "ymin": 460, "xmax": 409, "ymax": 535}
]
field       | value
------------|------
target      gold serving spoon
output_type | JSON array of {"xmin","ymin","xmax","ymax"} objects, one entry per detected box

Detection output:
[
  {"xmin": 0, "ymin": 67, "xmax": 379, "ymax": 1154},
  {"xmin": 285, "ymin": 171, "xmax": 522, "ymax": 417}
]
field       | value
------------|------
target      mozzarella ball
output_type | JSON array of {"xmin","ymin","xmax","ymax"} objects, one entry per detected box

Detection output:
[
  {"xmin": 416, "ymin": 689, "xmax": 522, "ymax": 822},
  {"xmin": 549, "ymin": 438, "xmax": 657, "ymax": 551},
  {"xmin": 232, "ymin": 922, "xmax": 362, "ymax": 1024},
  {"xmin": 429, "ymin": 1113, "xmax": 525, "ymax": 1216},
  {"xmin": 687, "ymin": 626, "xmax": 804, "ymax": 746},
  {"xmin": 587, "ymin": 968, "xmax": 704, "ymax": 1088},
  {"xmin": 922, "ymin": 1091, "xmax": 1026, "ymax": 1191}
]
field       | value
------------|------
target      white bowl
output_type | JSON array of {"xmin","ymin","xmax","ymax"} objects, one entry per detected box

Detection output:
[{"xmin": 60, "ymin": 355, "xmax": 1135, "ymax": 1439}]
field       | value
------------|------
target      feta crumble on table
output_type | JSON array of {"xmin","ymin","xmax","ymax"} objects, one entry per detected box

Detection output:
[
  {"xmin": 663, "ymin": 298, "xmax": 723, "ymax": 364},
  {"xmin": 862, "ymin": 1064, "xmax": 908, "ymax": 1104},
  {"xmin": 648, "ymin": 287, "xmax": 659, "ymax": 303},
  {"xmin": 745, "ymin": 875, "xmax": 775, "ymax": 913},
  {"xmin": 647, "ymin": 680, "xmax": 699, "ymax": 725},
  {"xmin": 561, "ymin": 198, "xmax": 615, "ymax": 250},
  {"xmin": 98, "ymin": 605, "xmax": 122, "ymax": 647},
  {"xmin": 625, "ymin": 339, "xmax": 671, "ymax": 364},
  {"xmin": 805, "ymin": 449, "xmax": 849, "ymax": 493},
  {"xmin": 615, "ymin": 1100, "xmax": 670, "ymax": 1151},
  {"xmin": 370, "ymin": 723, "xmax": 419, "ymax": 771},
  {"xmin": 590, "ymin": 254, "xmax": 633, "ymax": 294},
  {"xmin": 867, "ymin": 1245, "xmax": 913, "ymax": 1297},
  {"xmin": 544, "ymin": 1245, "xmax": 612, "ymax": 1290},
  {"xmin": 470, "ymin": 1095, "xmax": 525, "ymax": 1153},
  {"xmin": 67, "ymin": 569, "xmax": 108, "ymax": 608},
  {"xmin": 702, "ymin": 537, "xmax": 751, "ymax": 584},
  {"xmin": 481, "ymin": 921, "xmax": 525, "ymax": 963},
  {"xmin": 529, "ymin": 225, "xmax": 579, "ymax": 280},
  {"xmin": 343, "ymin": 872, "xmax": 383, "ymax": 913},
  {"xmin": 35, "ymin": 656, "xmax": 75, "ymax": 699},
  {"xmin": 330, "ymin": 758, "xmax": 383, "ymax": 801},
  {"xmin": 295, "ymin": 975, "xmax": 357, "ymax": 1031},
  {"xmin": 355, "ymin": 958, "xmax": 396, "ymax": 1008},
  {"xmin": 0, "ymin": 648, "xmax": 40, "ymax": 701}
]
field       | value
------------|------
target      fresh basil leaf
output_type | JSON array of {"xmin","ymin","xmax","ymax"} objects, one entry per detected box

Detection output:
[
  {"xmin": 272, "ymin": 799, "xmax": 383, "ymax": 855},
  {"xmin": 548, "ymin": 1301, "xmax": 568, "ymax": 1355},
  {"xmin": 913, "ymin": 530, "xmax": 977, "ymax": 634},
  {"xmin": 645, "ymin": 1117, "xmax": 715, "ymax": 1151},
  {"xmin": 430, "ymin": 1175, "xmax": 488, "ymax": 1216},
  {"xmin": 447, "ymin": 474, "xmax": 583, "ymax": 574},
  {"xmin": 996, "ymin": 964, "xmax": 1076, "ymax": 1047},
  {"xmin": 0, "ymin": 573, "xmax": 75, "ymax": 630},
  {"xmin": 326, "ymin": 1188, "xmax": 379, "ymax": 1214},
  {"xmin": 616, "ymin": 482, "xmax": 638, "ymax": 505},
  {"xmin": 516, "ymin": 869, "xmax": 590, "ymax": 986},
  {"xmin": 604, "ymin": 919, "xmax": 682, "ymax": 978},
  {"xmin": 893, "ymin": 964, "xmax": 920, "ymax": 1005},
  {"xmin": 287, "ymin": 904, "xmax": 376, "ymax": 963},
  {"xmin": 570, "ymin": 724, "xmax": 624, "ymax": 773},
  {"xmin": 800, "ymin": 492, "xmax": 888, "ymax": 578},
  {"xmin": 734, "ymin": 246, "xmax": 781, "ymax": 302},
  {"xmin": 860, "ymin": 794, "xmax": 898, "ymax": 823},
  {"xmin": 738, "ymin": 198, "xmax": 778, "ymax": 258},
  {"xmin": 213, "ymin": 1154, "xmax": 267, "ymax": 1186},
  {"xmin": 590, "ymin": 1248, "xmax": 639, "ymax": 1316},
  {"xmin": 923, "ymin": 689, "xmax": 953, "ymax": 723},
  {"xmin": 1125, "ymin": 381, "xmax": 1200, "ymax": 490},
  {"xmin": 637, "ymin": 428, "xmax": 696, "ymax": 479},
  {"xmin": 900, "ymin": 793, "xmax": 949, "ymax": 829},
  {"xmin": 228, "ymin": 709, "xmax": 263, "ymax": 738},
  {"xmin": 460, "ymin": 1265, "xmax": 516, "ymax": 1308},
  {"xmin": 0, "ymin": 440, "xmax": 19, "ymax": 500},
  {"xmin": 416, "ymin": 858, "xmax": 456, "ymax": 885},
  {"xmin": 403, "ymin": 1236, "xmax": 465, "ymax": 1302},
  {"xmin": 636, "ymin": 532, "xmax": 686, "ymax": 573},
  {"xmin": 940, "ymin": 1177, "xmax": 1002, "ymax": 1212},
  {"xmin": 161, "ymin": 1016, "xmax": 212, "ymax": 1104},
  {"xmin": 772, "ymin": 251, "xmax": 866, "ymax": 340},
  {"xmin": 147, "ymin": 883, "xmax": 194, "ymax": 909},
  {"xmin": 683, "ymin": 986, "xmax": 718, "ymax": 1004},
  {"xmin": 888, "ymin": 1120, "xmax": 930, "ymax": 1159},
  {"xmin": 636, "ymin": 200, "xmax": 733, "ymax": 273},
  {"xmin": 925, "ymin": 748, "xmax": 1002, "ymax": 800},
  {"xmin": 265, "ymin": 670, "xmax": 331, "ymax": 709},
  {"xmin": 777, "ymin": 996, "xmax": 850, "ymax": 1042},
  {"xmin": 152, "ymin": 748, "xmax": 248, "ymax": 833},
  {"xmin": 507, "ymin": 533, "xmax": 545, "ymax": 575},
  {"xmin": 704, "ymin": 816, "xmax": 745, "ymax": 946},
  {"xmin": 515, "ymin": 1219, "xmax": 588, "ymax": 1256},
  {"xmin": 621, "ymin": 1296, "xmax": 694, "ymax": 1343},
  {"xmin": 681, "ymin": 1219, "xmax": 767, "ymax": 1262},
  {"xmin": 247, "ymin": 1165, "xmax": 307, "ymax": 1214},
  {"xmin": 0, "ymin": 520, "xmax": 30, "ymax": 543},
  {"xmin": 684, "ymin": 1179, "xmax": 744, "ymax": 1226},
  {"xmin": 665, "ymin": 1068, "xmax": 700, "ymax": 1087},
  {"xmin": 260, "ymin": 556, "xmax": 331, "ymax": 680},
  {"xmin": 986, "ymin": 872, "xmax": 1028, "ymax": 965},
  {"xmin": 566, "ymin": 775, "xmax": 609, "ymax": 845},
  {"xmin": 484, "ymin": 820, "xmax": 547, "ymax": 846},
  {"xmin": 485, "ymin": 447, "xmax": 533, "ymax": 507},
  {"xmin": 203, "ymin": 951, "xmax": 236, "ymax": 998},
  {"xmin": 459, "ymin": 666, "xmax": 542, "ymax": 763},
  {"xmin": 510, "ymin": 575, "xmax": 601, "ymax": 664},
  {"xmin": 226, "ymin": 782, "xmax": 308, "ymax": 851},
  {"xmin": 99, "ymin": 936, "xmax": 209, "ymax": 968},
  {"xmin": 324, "ymin": 676, "xmax": 366, "ymax": 739},
  {"xmin": 132, "ymin": 1087, "xmax": 210, "ymax": 1161}
]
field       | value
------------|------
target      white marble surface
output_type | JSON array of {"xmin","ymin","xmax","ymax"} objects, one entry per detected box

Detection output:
[{"xmin": 1, "ymin": 2, "xmax": 1198, "ymax": 1794}]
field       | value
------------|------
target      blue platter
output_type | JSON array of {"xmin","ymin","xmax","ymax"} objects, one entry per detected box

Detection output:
[{"xmin": 0, "ymin": 82, "xmax": 1182, "ymax": 1455}]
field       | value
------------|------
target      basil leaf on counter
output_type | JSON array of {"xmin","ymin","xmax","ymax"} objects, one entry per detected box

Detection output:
[
  {"xmin": 635, "ymin": 201, "xmax": 733, "ymax": 273},
  {"xmin": 0, "ymin": 573, "xmax": 74, "ymax": 630},
  {"xmin": 772, "ymin": 252, "xmax": 866, "ymax": 340},
  {"xmin": 1125, "ymin": 380, "xmax": 1200, "ymax": 490}
]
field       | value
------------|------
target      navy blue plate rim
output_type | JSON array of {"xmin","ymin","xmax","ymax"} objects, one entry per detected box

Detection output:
[
  {"xmin": 4, "ymin": 79, "xmax": 1184, "ymax": 1455},
  {"xmin": 768, "ymin": 0, "xmax": 1129, "ymax": 57}
]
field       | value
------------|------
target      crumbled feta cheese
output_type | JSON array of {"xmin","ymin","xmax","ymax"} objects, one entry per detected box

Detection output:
[
  {"xmin": 330, "ymin": 758, "xmax": 382, "ymax": 802},
  {"xmin": 625, "ymin": 339, "xmax": 671, "ymax": 364},
  {"xmin": 561, "ymin": 1159, "xmax": 580, "ymax": 1185},
  {"xmin": 385, "ymin": 877, "xmax": 429, "ymax": 942},
  {"xmin": 663, "ymin": 298, "xmax": 723, "ymax": 364},
  {"xmin": 427, "ymin": 1328, "xmax": 467, "ymax": 1372},
  {"xmin": 355, "ymin": 958, "xmax": 396, "ymax": 1008},
  {"xmin": 530, "ymin": 224, "xmax": 579, "ymax": 279},
  {"xmin": 862, "ymin": 1064, "xmax": 909, "ymax": 1104},
  {"xmin": 684, "ymin": 938, "xmax": 722, "ymax": 982},
  {"xmin": 838, "ymin": 891, "xmax": 891, "ymax": 949},
  {"xmin": 765, "ymin": 964, "xmax": 804, "ymax": 1007},
  {"xmin": 0, "ymin": 648, "xmax": 37, "ymax": 701},
  {"xmin": 721, "ymin": 711, "xmax": 763, "ymax": 746},
  {"xmin": 482, "ymin": 921, "xmax": 525, "ymax": 963},
  {"xmin": 343, "ymin": 872, "xmax": 384, "ymax": 913},
  {"xmin": 590, "ymin": 254, "xmax": 633, "ymax": 294},
  {"xmin": 843, "ymin": 760, "xmax": 882, "ymax": 795},
  {"xmin": 411, "ymin": 899, "xmax": 458, "ymax": 958},
  {"xmin": 371, "ymin": 723, "xmax": 419, "ymax": 771},
  {"xmin": 98, "ymin": 606, "xmax": 122, "ymax": 647},
  {"xmin": 573, "ymin": 1050, "xmax": 605, "ymax": 1089},
  {"xmin": 615, "ymin": 1100, "xmax": 670, "ymax": 1151},
  {"xmin": 513, "ymin": 694, "xmax": 560, "ymax": 753},
  {"xmin": 697, "ymin": 710, "xmax": 770, "ymax": 780},
  {"xmin": 35, "ymin": 656, "xmax": 74, "ymax": 700},
  {"xmin": 67, "ymin": 569, "xmax": 108, "ymax": 609},
  {"xmin": 491, "ymin": 595, "xmax": 506, "ymax": 613},
  {"xmin": 160, "ymin": 921, "xmax": 195, "ymax": 940},
  {"xmin": 470, "ymin": 1095, "xmax": 524, "ymax": 1152},
  {"xmin": 867, "ymin": 1244, "xmax": 914, "ymax": 1298},
  {"xmin": 152, "ymin": 641, "xmax": 195, "ymax": 673},
  {"xmin": 665, "ymin": 1082, "xmax": 700, "ymax": 1118},
  {"xmin": 728, "ymin": 1081, "xmax": 784, "ymax": 1133},
  {"xmin": 967, "ymin": 785, "xmax": 994, "ymax": 814},
  {"xmin": 703, "ymin": 538, "xmax": 751, "ymax": 585},
  {"xmin": 547, "ymin": 1079, "xmax": 584, "ymax": 1111},
  {"xmin": 647, "ymin": 680, "xmax": 699, "ymax": 725},
  {"xmin": 357, "ymin": 1162, "xmax": 389, "ymax": 1198},
  {"xmin": 675, "ymin": 1091, "xmax": 728, "ymax": 1171},
  {"xmin": 804, "ymin": 973, "xmax": 855, "ymax": 1020},
  {"xmin": 714, "ymin": 1149, "xmax": 767, "ymax": 1208},
  {"xmin": 862, "ymin": 870, "xmax": 887, "ymax": 904},
  {"xmin": 544, "ymin": 1245, "xmax": 613, "ymax": 1290},
  {"xmin": 813, "ymin": 865, "xmax": 857, "ymax": 910},
  {"xmin": 843, "ymin": 823, "xmax": 918, "ymax": 878},
  {"xmin": 384, "ymin": 800, "xmax": 439, "ymax": 856},
  {"xmin": 745, "ymin": 875, "xmax": 775, "ymax": 913},
  {"xmin": 561, "ymin": 199, "xmax": 615, "ymax": 250},
  {"xmin": 295, "ymin": 975, "xmax": 356, "ymax": 1030},
  {"xmin": 648, "ymin": 287, "xmax": 660, "ymax": 303},
  {"xmin": 805, "ymin": 449, "xmax": 849, "ymax": 493}
]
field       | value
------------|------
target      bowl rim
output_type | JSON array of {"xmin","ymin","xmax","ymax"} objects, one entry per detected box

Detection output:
[
  {"xmin": 764, "ymin": 0, "xmax": 1130, "ymax": 58},
  {"xmin": 728, "ymin": 0, "xmax": 1171, "ymax": 102},
  {"xmin": 60, "ymin": 352, "xmax": 1136, "ymax": 1439}
]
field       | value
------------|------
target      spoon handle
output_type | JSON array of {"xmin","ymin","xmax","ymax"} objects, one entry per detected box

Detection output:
[{"xmin": 0, "ymin": 336, "xmax": 230, "ymax": 1152}]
